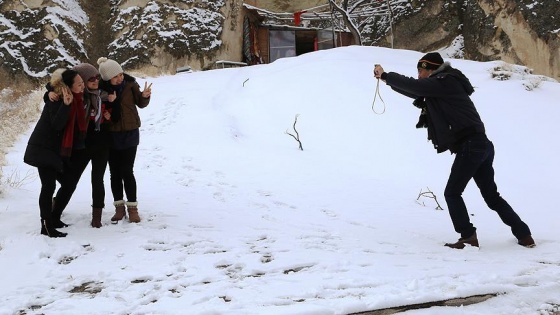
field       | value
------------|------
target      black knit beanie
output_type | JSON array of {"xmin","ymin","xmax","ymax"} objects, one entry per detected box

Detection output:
[{"xmin": 417, "ymin": 52, "xmax": 444, "ymax": 70}]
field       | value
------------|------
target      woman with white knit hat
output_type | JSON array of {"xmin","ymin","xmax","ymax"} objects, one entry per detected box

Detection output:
[{"xmin": 98, "ymin": 57, "xmax": 152, "ymax": 224}]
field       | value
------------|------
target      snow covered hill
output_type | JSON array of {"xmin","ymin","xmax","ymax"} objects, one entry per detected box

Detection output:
[{"xmin": 0, "ymin": 46, "xmax": 559, "ymax": 315}]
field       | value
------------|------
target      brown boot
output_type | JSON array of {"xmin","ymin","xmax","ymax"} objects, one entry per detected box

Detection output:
[
  {"xmin": 444, "ymin": 232, "xmax": 479, "ymax": 249},
  {"xmin": 126, "ymin": 201, "xmax": 141, "ymax": 223},
  {"xmin": 518, "ymin": 235, "xmax": 536, "ymax": 248},
  {"xmin": 91, "ymin": 207, "xmax": 103, "ymax": 228},
  {"xmin": 111, "ymin": 200, "xmax": 126, "ymax": 224}
]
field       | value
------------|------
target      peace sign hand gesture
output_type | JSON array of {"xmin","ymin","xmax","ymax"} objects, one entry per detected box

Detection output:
[
  {"xmin": 62, "ymin": 86, "xmax": 73, "ymax": 105},
  {"xmin": 142, "ymin": 82, "xmax": 152, "ymax": 98}
]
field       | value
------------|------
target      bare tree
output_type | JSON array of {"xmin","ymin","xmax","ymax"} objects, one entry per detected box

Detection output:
[
  {"xmin": 328, "ymin": 0, "xmax": 362, "ymax": 45},
  {"xmin": 327, "ymin": 0, "xmax": 396, "ymax": 46}
]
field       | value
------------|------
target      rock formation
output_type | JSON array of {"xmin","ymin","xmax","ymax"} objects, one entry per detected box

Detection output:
[{"xmin": 0, "ymin": 0, "xmax": 557, "ymax": 88}]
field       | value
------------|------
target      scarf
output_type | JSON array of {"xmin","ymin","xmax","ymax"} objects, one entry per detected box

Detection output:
[
  {"xmin": 60, "ymin": 92, "xmax": 87, "ymax": 157},
  {"xmin": 93, "ymin": 93, "xmax": 102, "ymax": 131},
  {"xmin": 86, "ymin": 88, "xmax": 103, "ymax": 131}
]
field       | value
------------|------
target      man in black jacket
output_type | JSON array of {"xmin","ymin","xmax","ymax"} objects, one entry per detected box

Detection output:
[{"xmin": 373, "ymin": 52, "xmax": 535, "ymax": 249}]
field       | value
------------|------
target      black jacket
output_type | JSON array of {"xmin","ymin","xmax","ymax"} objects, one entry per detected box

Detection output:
[
  {"xmin": 383, "ymin": 62, "xmax": 485, "ymax": 153},
  {"xmin": 24, "ymin": 94, "xmax": 71, "ymax": 172},
  {"xmin": 83, "ymin": 90, "xmax": 112, "ymax": 149},
  {"xmin": 43, "ymin": 83, "xmax": 112, "ymax": 150}
]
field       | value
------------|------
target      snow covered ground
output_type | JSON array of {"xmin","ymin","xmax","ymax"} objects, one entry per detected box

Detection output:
[{"xmin": 0, "ymin": 46, "xmax": 559, "ymax": 315}]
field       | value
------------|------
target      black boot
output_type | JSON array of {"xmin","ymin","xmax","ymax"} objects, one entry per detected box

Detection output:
[
  {"xmin": 40, "ymin": 219, "xmax": 68, "ymax": 238},
  {"xmin": 53, "ymin": 217, "xmax": 69, "ymax": 228},
  {"xmin": 52, "ymin": 197, "xmax": 69, "ymax": 228}
]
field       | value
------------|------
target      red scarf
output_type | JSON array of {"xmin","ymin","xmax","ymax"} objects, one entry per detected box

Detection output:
[{"xmin": 60, "ymin": 92, "xmax": 87, "ymax": 157}]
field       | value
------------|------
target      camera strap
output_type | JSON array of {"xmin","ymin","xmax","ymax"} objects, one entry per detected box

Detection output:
[{"xmin": 372, "ymin": 78, "xmax": 386, "ymax": 114}]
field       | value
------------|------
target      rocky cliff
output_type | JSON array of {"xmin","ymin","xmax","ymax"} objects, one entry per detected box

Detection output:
[
  {"xmin": 0, "ymin": 0, "xmax": 240, "ymax": 82},
  {"xmin": 0, "ymin": 0, "xmax": 558, "ymax": 90},
  {"xmin": 385, "ymin": 0, "xmax": 559, "ymax": 81}
]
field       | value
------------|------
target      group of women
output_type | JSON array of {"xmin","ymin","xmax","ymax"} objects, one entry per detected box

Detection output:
[{"xmin": 23, "ymin": 58, "xmax": 152, "ymax": 237}]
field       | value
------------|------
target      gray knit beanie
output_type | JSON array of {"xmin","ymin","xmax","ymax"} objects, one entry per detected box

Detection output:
[
  {"xmin": 73, "ymin": 63, "xmax": 100, "ymax": 83},
  {"xmin": 97, "ymin": 57, "xmax": 123, "ymax": 81}
]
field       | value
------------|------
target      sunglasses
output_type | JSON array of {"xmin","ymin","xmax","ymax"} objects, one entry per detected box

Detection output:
[{"xmin": 88, "ymin": 74, "xmax": 101, "ymax": 82}]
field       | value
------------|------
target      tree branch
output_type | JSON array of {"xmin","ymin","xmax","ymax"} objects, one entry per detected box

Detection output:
[
  {"xmin": 285, "ymin": 114, "xmax": 303, "ymax": 151},
  {"xmin": 416, "ymin": 187, "xmax": 444, "ymax": 210}
]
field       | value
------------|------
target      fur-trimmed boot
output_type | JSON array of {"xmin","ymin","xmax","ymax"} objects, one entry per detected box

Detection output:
[
  {"xmin": 91, "ymin": 207, "xmax": 103, "ymax": 228},
  {"xmin": 111, "ymin": 200, "xmax": 126, "ymax": 224},
  {"xmin": 41, "ymin": 219, "xmax": 68, "ymax": 238},
  {"xmin": 126, "ymin": 201, "xmax": 141, "ymax": 223}
]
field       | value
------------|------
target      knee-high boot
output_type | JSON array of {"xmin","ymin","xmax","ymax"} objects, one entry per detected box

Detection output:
[{"xmin": 51, "ymin": 197, "xmax": 69, "ymax": 228}]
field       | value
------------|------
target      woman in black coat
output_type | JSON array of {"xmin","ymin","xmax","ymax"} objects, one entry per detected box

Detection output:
[
  {"xmin": 48, "ymin": 63, "xmax": 112, "ymax": 229},
  {"xmin": 24, "ymin": 68, "xmax": 85, "ymax": 237}
]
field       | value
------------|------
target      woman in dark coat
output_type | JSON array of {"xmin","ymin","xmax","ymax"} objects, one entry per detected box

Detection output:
[
  {"xmin": 48, "ymin": 63, "xmax": 112, "ymax": 228},
  {"xmin": 24, "ymin": 68, "xmax": 85, "ymax": 237}
]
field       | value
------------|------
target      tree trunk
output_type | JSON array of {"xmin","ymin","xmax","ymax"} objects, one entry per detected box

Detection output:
[{"xmin": 329, "ymin": 0, "xmax": 362, "ymax": 46}]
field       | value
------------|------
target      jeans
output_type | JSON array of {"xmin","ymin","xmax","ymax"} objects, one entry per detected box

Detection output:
[
  {"xmin": 108, "ymin": 146, "xmax": 138, "ymax": 202},
  {"xmin": 444, "ymin": 135, "xmax": 531, "ymax": 239}
]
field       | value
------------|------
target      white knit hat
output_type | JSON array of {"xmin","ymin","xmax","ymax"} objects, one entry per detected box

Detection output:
[{"xmin": 97, "ymin": 57, "xmax": 123, "ymax": 81}]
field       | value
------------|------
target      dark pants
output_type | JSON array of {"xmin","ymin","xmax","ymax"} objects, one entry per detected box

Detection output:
[
  {"xmin": 108, "ymin": 146, "xmax": 137, "ymax": 202},
  {"xmin": 38, "ymin": 167, "xmax": 58, "ymax": 220},
  {"xmin": 444, "ymin": 135, "xmax": 531, "ymax": 240},
  {"xmin": 52, "ymin": 145, "xmax": 110, "ymax": 217}
]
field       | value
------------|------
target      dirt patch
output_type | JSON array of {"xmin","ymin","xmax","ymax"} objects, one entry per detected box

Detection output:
[
  {"xmin": 349, "ymin": 293, "xmax": 499, "ymax": 315},
  {"xmin": 69, "ymin": 281, "xmax": 103, "ymax": 294}
]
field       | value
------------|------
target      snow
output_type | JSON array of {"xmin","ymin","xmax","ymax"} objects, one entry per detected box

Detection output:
[
  {"xmin": 439, "ymin": 35, "xmax": 464, "ymax": 59},
  {"xmin": 1, "ymin": 46, "xmax": 560, "ymax": 315}
]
